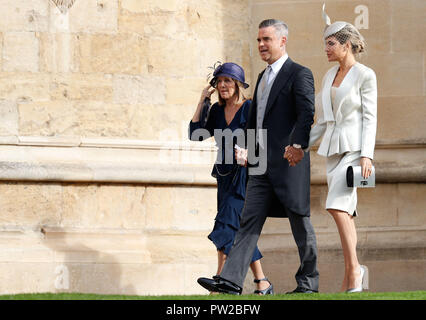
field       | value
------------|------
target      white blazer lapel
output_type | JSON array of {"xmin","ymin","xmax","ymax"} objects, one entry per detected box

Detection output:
[
  {"xmin": 333, "ymin": 63, "xmax": 361, "ymax": 121},
  {"xmin": 321, "ymin": 65, "xmax": 338, "ymax": 122}
]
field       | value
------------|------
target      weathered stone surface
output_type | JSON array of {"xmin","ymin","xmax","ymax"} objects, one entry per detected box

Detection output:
[
  {"xmin": 2, "ymin": 32, "xmax": 39, "ymax": 72},
  {"xmin": 69, "ymin": 0, "xmax": 118, "ymax": 33},
  {"xmin": 391, "ymin": 0, "xmax": 426, "ymax": 53},
  {"xmin": 362, "ymin": 52, "xmax": 423, "ymax": 97},
  {"xmin": 18, "ymin": 101, "xmax": 78, "ymax": 136},
  {"xmin": 49, "ymin": 74, "xmax": 113, "ymax": 101},
  {"xmin": 118, "ymin": 11, "xmax": 188, "ymax": 39},
  {"xmin": 112, "ymin": 75, "xmax": 165, "ymax": 105},
  {"xmin": 146, "ymin": 39, "xmax": 199, "ymax": 77},
  {"xmin": 76, "ymin": 33, "xmax": 147, "ymax": 74},
  {"xmin": 144, "ymin": 186, "xmax": 216, "ymax": 232},
  {"xmin": 376, "ymin": 96, "xmax": 426, "ymax": 144},
  {"xmin": 0, "ymin": 0, "xmax": 48, "ymax": 32},
  {"xmin": 121, "ymin": 0, "xmax": 181, "ymax": 13},
  {"xmin": 0, "ymin": 182, "xmax": 62, "ymax": 227},
  {"xmin": 166, "ymin": 77, "xmax": 205, "ymax": 105},
  {"xmin": 0, "ymin": 73, "xmax": 50, "ymax": 102},
  {"xmin": 38, "ymin": 33, "xmax": 78, "ymax": 73},
  {"xmin": 0, "ymin": 100, "xmax": 18, "ymax": 136},
  {"xmin": 61, "ymin": 184, "xmax": 146, "ymax": 229}
]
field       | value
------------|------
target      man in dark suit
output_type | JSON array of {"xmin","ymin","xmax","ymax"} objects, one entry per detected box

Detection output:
[{"xmin": 198, "ymin": 19, "xmax": 319, "ymax": 294}]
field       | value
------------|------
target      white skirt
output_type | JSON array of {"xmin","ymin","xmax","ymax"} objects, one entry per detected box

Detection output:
[{"xmin": 326, "ymin": 151, "xmax": 361, "ymax": 217}]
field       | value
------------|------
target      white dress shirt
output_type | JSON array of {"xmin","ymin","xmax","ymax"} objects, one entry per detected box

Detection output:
[{"xmin": 266, "ymin": 53, "xmax": 288, "ymax": 86}]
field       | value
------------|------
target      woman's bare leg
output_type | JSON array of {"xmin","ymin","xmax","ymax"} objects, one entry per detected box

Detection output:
[
  {"xmin": 249, "ymin": 259, "xmax": 270, "ymax": 294},
  {"xmin": 328, "ymin": 209, "xmax": 361, "ymax": 292}
]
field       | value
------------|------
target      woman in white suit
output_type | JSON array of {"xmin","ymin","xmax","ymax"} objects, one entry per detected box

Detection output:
[{"xmin": 301, "ymin": 6, "xmax": 377, "ymax": 293}]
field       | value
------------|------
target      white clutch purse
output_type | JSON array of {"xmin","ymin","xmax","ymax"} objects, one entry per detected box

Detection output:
[{"xmin": 346, "ymin": 166, "xmax": 375, "ymax": 188}]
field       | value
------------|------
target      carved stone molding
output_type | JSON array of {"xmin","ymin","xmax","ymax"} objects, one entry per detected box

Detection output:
[{"xmin": 50, "ymin": 0, "xmax": 77, "ymax": 14}]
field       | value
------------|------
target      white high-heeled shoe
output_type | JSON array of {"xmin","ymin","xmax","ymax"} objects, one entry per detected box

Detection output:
[{"xmin": 346, "ymin": 265, "xmax": 369, "ymax": 293}]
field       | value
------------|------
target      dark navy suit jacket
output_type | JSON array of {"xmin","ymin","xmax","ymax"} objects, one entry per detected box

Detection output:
[{"xmin": 246, "ymin": 57, "xmax": 315, "ymax": 217}]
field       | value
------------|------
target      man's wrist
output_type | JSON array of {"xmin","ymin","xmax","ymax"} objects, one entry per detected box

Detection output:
[{"xmin": 292, "ymin": 144, "xmax": 301, "ymax": 149}]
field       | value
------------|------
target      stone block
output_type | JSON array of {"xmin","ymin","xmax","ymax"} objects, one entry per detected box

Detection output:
[
  {"xmin": 166, "ymin": 77, "xmax": 205, "ymax": 105},
  {"xmin": 356, "ymin": 184, "xmax": 399, "ymax": 227},
  {"xmin": 396, "ymin": 183, "xmax": 426, "ymax": 227},
  {"xmin": 115, "ymin": 103, "xmax": 192, "ymax": 140},
  {"xmin": 0, "ymin": 182, "xmax": 62, "ymax": 227},
  {"xmin": 365, "ymin": 260, "xmax": 426, "ymax": 292},
  {"xmin": 76, "ymin": 33, "xmax": 147, "ymax": 74},
  {"xmin": 391, "ymin": 0, "xmax": 426, "ymax": 53},
  {"xmin": 376, "ymin": 96, "xmax": 426, "ymax": 144},
  {"xmin": 362, "ymin": 52, "xmax": 423, "ymax": 97},
  {"xmin": 223, "ymin": 39, "xmax": 243, "ymax": 66},
  {"xmin": 196, "ymin": 39, "xmax": 226, "ymax": 77},
  {"xmin": 0, "ymin": 73, "xmax": 50, "ymax": 102},
  {"xmin": 147, "ymin": 39, "xmax": 199, "ymax": 77},
  {"xmin": 74, "ymin": 102, "xmax": 134, "ymax": 137},
  {"xmin": 0, "ymin": 32, "xmax": 2, "ymax": 70},
  {"xmin": 69, "ymin": 0, "xmax": 118, "ymax": 33},
  {"xmin": 113, "ymin": 75, "xmax": 165, "ymax": 105},
  {"xmin": 49, "ymin": 74, "xmax": 113, "ymax": 101},
  {"xmin": 144, "ymin": 186, "xmax": 217, "ymax": 232},
  {"xmin": 121, "ymin": 0, "xmax": 181, "ymax": 13},
  {"xmin": 184, "ymin": 1, "xmax": 223, "ymax": 40},
  {"xmin": 0, "ymin": 100, "xmax": 18, "ymax": 136},
  {"xmin": 118, "ymin": 11, "xmax": 188, "ymax": 39},
  {"xmin": 38, "ymin": 33, "xmax": 78, "ymax": 73},
  {"xmin": 0, "ymin": 0, "xmax": 48, "ymax": 32},
  {"xmin": 60, "ymin": 184, "xmax": 146, "ymax": 229},
  {"xmin": 18, "ymin": 101, "xmax": 78, "ymax": 136},
  {"xmin": 2, "ymin": 32, "xmax": 39, "ymax": 72}
]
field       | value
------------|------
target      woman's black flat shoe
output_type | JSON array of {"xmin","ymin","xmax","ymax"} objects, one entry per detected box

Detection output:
[{"xmin": 253, "ymin": 277, "xmax": 274, "ymax": 295}]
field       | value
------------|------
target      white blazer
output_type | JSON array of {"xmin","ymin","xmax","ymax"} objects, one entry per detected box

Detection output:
[{"xmin": 307, "ymin": 62, "xmax": 377, "ymax": 159}]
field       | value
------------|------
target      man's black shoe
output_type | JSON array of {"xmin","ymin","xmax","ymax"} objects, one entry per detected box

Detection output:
[
  {"xmin": 197, "ymin": 276, "xmax": 242, "ymax": 295},
  {"xmin": 286, "ymin": 287, "xmax": 318, "ymax": 294}
]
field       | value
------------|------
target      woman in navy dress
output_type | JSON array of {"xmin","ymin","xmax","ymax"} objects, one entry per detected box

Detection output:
[{"xmin": 189, "ymin": 63, "xmax": 271, "ymax": 294}]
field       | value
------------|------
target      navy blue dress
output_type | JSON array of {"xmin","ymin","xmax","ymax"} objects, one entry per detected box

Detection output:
[{"xmin": 189, "ymin": 99, "xmax": 262, "ymax": 262}]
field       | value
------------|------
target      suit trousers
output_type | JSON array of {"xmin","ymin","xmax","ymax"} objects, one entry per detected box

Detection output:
[{"xmin": 220, "ymin": 173, "xmax": 319, "ymax": 291}]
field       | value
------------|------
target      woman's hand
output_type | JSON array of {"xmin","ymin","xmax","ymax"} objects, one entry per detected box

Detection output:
[
  {"xmin": 200, "ymin": 85, "xmax": 215, "ymax": 102},
  {"xmin": 235, "ymin": 146, "xmax": 248, "ymax": 167},
  {"xmin": 360, "ymin": 157, "xmax": 373, "ymax": 179},
  {"xmin": 193, "ymin": 85, "xmax": 215, "ymax": 122}
]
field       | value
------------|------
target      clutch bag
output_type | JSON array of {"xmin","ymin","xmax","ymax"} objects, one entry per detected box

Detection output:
[{"xmin": 346, "ymin": 165, "xmax": 375, "ymax": 188}]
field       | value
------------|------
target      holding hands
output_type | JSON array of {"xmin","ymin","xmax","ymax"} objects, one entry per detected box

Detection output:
[{"xmin": 284, "ymin": 145, "xmax": 304, "ymax": 167}]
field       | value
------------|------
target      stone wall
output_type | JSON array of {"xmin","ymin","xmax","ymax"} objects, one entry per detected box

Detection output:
[{"xmin": 0, "ymin": 0, "xmax": 424, "ymax": 295}]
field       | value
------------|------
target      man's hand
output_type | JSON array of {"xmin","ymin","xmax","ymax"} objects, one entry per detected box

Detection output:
[
  {"xmin": 284, "ymin": 145, "xmax": 304, "ymax": 167},
  {"xmin": 235, "ymin": 145, "xmax": 248, "ymax": 167}
]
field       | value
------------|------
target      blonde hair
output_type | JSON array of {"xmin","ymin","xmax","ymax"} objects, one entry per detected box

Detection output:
[
  {"xmin": 217, "ymin": 79, "xmax": 247, "ymax": 106},
  {"xmin": 328, "ymin": 24, "xmax": 366, "ymax": 56}
]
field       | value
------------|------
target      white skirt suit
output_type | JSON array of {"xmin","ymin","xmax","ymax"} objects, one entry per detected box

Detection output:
[{"xmin": 307, "ymin": 62, "xmax": 377, "ymax": 216}]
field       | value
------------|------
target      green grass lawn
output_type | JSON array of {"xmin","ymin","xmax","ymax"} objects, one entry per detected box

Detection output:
[{"xmin": 0, "ymin": 291, "xmax": 425, "ymax": 300}]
